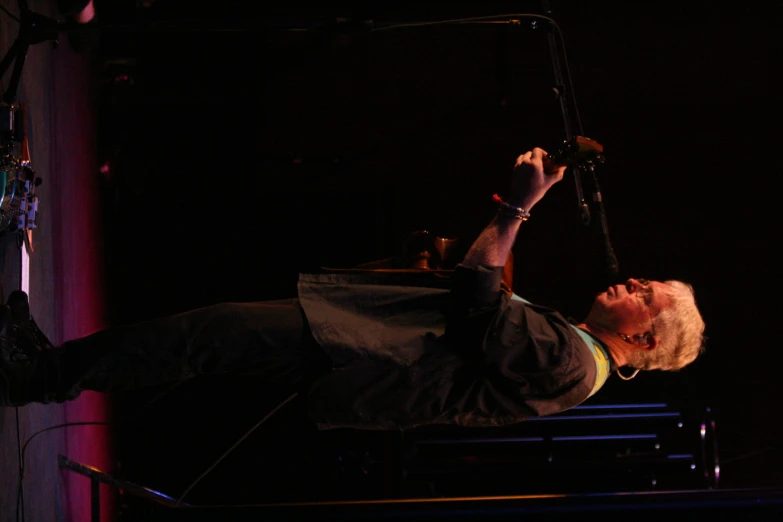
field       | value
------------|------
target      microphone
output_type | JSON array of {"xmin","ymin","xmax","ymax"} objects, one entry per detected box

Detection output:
[
  {"xmin": 546, "ymin": 136, "xmax": 618, "ymax": 277},
  {"xmin": 546, "ymin": 136, "xmax": 605, "ymax": 167}
]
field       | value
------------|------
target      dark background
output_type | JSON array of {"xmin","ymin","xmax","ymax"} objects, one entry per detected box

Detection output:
[{"xmin": 78, "ymin": 0, "xmax": 780, "ymax": 508}]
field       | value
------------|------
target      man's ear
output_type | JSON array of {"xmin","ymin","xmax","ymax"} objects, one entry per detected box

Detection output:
[
  {"xmin": 640, "ymin": 333, "xmax": 658, "ymax": 351},
  {"xmin": 631, "ymin": 333, "xmax": 658, "ymax": 350}
]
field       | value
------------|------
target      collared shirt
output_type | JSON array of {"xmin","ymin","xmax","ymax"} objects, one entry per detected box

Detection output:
[
  {"xmin": 510, "ymin": 293, "xmax": 612, "ymax": 399},
  {"xmin": 298, "ymin": 265, "xmax": 600, "ymax": 430}
]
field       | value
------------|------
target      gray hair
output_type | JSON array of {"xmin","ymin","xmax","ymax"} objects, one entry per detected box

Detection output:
[{"xmin": 627, "ymin": 280, "xmax": 706, "ymax": 371}]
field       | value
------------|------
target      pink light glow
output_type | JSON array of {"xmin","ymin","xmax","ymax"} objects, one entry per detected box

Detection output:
[{"xmin": 51, "ymin": 48, "xmax": 113, "ymax": 521}]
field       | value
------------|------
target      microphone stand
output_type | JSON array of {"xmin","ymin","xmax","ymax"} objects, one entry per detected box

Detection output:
[
  {"xmin": 540, "ymin": 0, "xmax": 619, "ymax": 279},
  {"xmin": 588, "ymin": 164, "xmax": 620, "ymax": 278},
  {"xmin": 0, "ymin": 2, "xmax": 621, "ymax": 276},
  {"xmin": 0, "ymin": 0, "xmax": 70, "ymax": 247}
]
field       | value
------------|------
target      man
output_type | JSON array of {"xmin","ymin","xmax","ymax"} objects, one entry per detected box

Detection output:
[{"xmin": 0, "ymin": 148, "xmax": 706, "ymax": 430}]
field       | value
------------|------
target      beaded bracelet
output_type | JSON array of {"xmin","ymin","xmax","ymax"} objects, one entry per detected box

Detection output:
[{"xmin": 492, "ymin": 194, "xmax": 531, "ymax": 221}]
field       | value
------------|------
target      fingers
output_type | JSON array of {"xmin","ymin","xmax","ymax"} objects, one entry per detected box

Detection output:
[
  {"xmin": 515, "ymin": 148, "xmax": 551, "ymax": 170},
  {"xmin": 543, "ymin": 159, "xmax": 567, "ymax": 177},
  {"xmin": 514, "ymin": 150, "xmax": 533, "ymax": 168},
  {"xmin": 548, "ymin": 164, "xmax": 567, "ymax": 179},
  {"xmin": 534, "ymin": 148, "xmax": 566, "ymax": 177},
  {"xmin": 516, "ymin": 147, "xmax": 567, "ymax": 178},
  {"xmin": 531, "ymin": 148, "xmax": 548, "ymax": 162}
]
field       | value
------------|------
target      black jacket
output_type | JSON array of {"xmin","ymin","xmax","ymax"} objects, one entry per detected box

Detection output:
[{"xmin": 298, "ymin": 265, "xmax": 598, "ymax": 430}]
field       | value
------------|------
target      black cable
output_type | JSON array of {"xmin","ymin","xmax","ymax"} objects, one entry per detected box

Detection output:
[
  {"xmin": 0, "ymin": 2, "xmax": 20, "ymax": 23},
  {"xmin": 175, "ymin": 391, "xmax": 299, "ymax": 505},
  {"xmin": 719, "ymin": 447, "xmax": 778, "ymax": 466},
  {"xmin": 370, "ymin": 13, "xmax": 554, "ymax": 32},
  {"xmin": 14, "ymin": 406, "xmax": 24, "ymax": 522},
  {"xmin": 13, "ymin": 379, "xmax": 182, "ymax": 521},
  {"xmin": 13, "ymin": 389, "xmax": 300, "ymax": 519},
  {"xmin": 12, "ymin": 377, "xmax": 187, "ymax": 521},
  {"xmin": 554, "ymin": 19, "xmax": 584, "ymax": 137},
  {"xmin": 16, "ymin": 421, "xmax": 110, "ymax": 522}
]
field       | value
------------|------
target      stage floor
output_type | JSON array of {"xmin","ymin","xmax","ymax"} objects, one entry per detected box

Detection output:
[{"xmin": 123, "ymin": 486, "xmax": 783, "ymax": 521}]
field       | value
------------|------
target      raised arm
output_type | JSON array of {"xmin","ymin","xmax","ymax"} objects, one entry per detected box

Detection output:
[{"xmin": 462, "ymin": 148, "xmax": 567, "ymax": 269}]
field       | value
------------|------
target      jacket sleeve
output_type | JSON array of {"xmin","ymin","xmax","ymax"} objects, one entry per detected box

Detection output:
[{"xmin": 448, "ymin": 263, "xmax": 505, "ymax": 310}]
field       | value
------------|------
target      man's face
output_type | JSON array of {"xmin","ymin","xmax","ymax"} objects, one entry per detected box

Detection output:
[{"xmin": 585, "ymin": 278, "xmax": 673, "ymax": 338}]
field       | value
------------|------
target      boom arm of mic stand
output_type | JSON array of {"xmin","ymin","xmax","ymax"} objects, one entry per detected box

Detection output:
[
  {"xmin": 541, "ymin": 0, "xmax": 590, "ymax": 226},
  {"xmin": 540, "ymin": 0, "xmax": 619, "ymax": 277}
]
